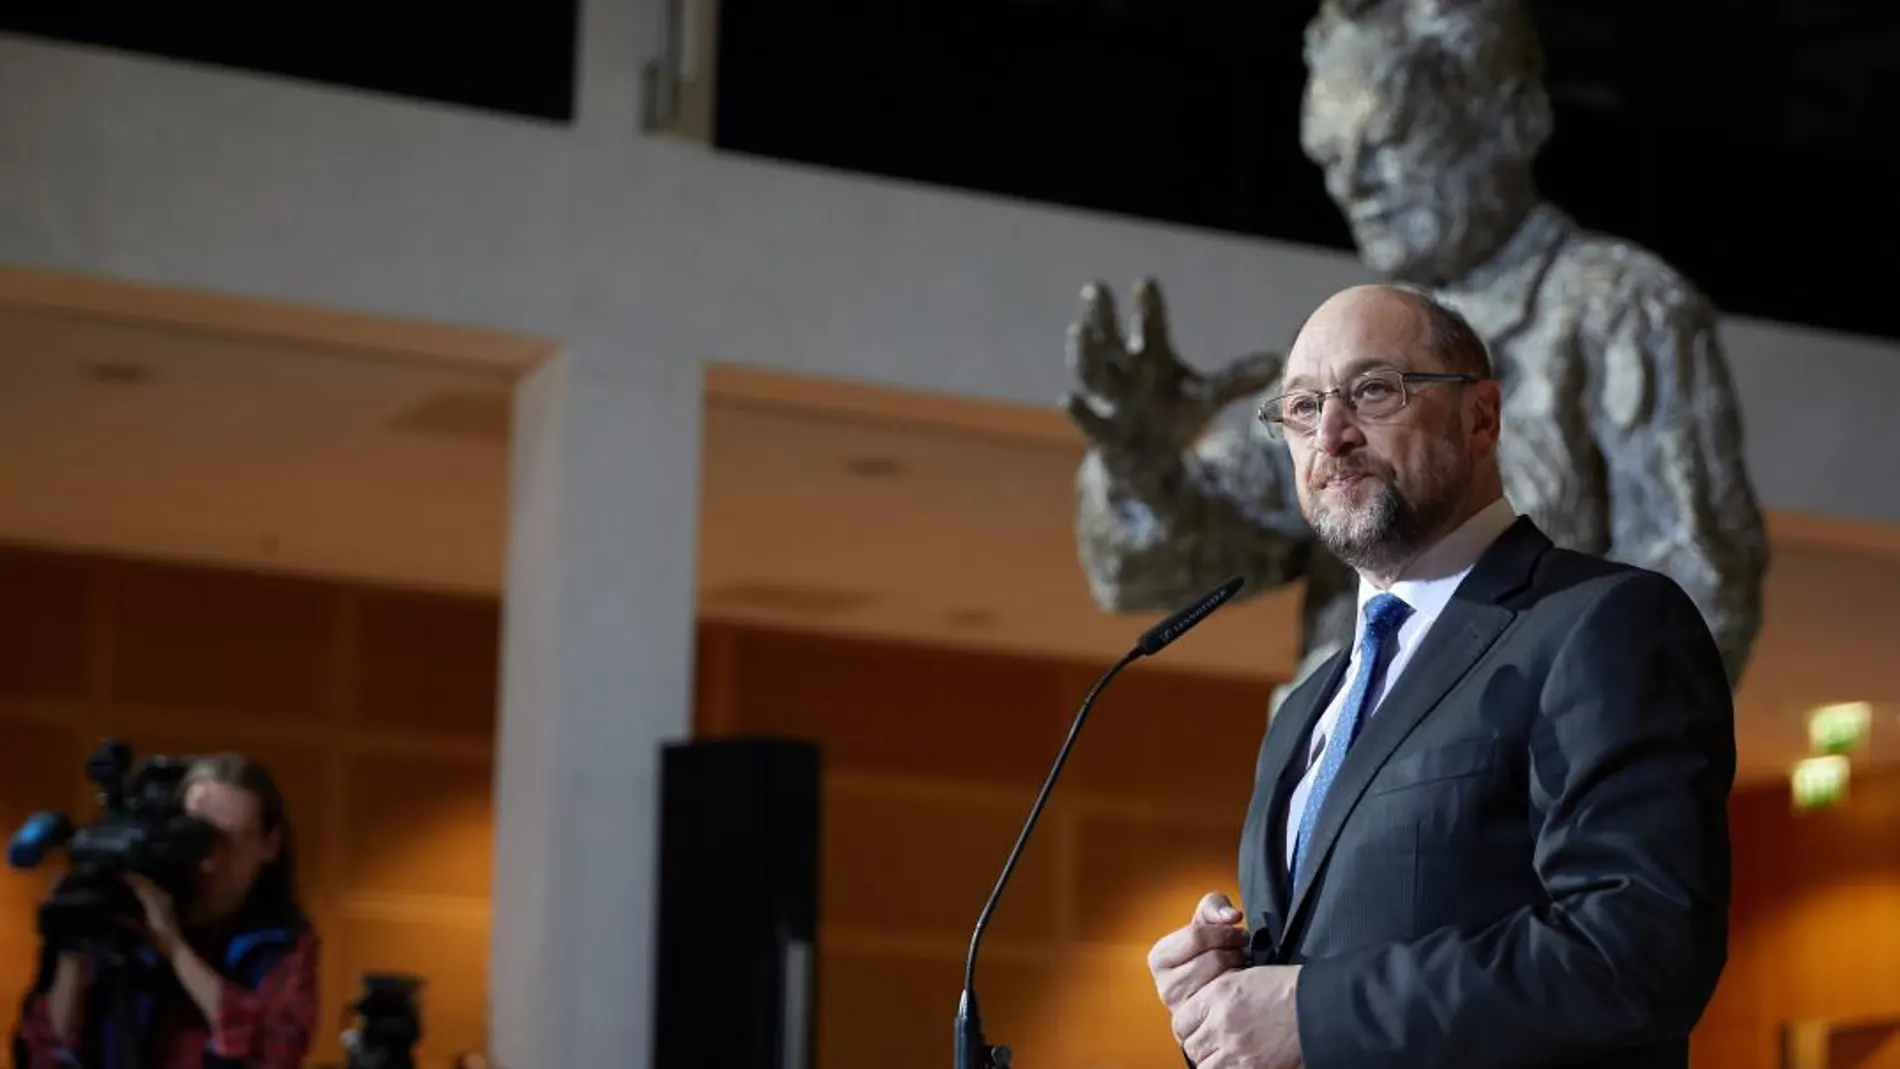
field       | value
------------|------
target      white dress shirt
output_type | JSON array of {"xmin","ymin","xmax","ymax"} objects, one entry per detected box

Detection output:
[{"xmin": 1283, "ymin": 496, "xmax": 1519, "ymax": 871}]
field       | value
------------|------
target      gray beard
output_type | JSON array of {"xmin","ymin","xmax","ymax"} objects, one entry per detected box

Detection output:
[{"xmin": 1311, "ymin": 476, "xmax": 1458, "ymax": 580}]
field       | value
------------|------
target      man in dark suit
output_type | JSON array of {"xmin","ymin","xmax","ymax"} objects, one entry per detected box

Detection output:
[{"xmin": 1146, "ymin": 284, "xmax": 1735, "ymax": 1068}]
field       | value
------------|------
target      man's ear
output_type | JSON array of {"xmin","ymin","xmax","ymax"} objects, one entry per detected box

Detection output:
[
  {"xmin": 1470, "ymin": 379, "xmax": 1504, "ymax": 443},
  {"xmin": 262, "ymin": 826, "xmax": 283, "ymax": 861}
]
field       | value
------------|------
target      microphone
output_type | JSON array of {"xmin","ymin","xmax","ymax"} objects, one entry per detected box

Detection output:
[
  {"xmin": 955, "ymin": 575, "xmax": 1246, "ymax": 1069},
  {"xmin": 1135, "ymin": 575, "xmax": 1246, "ymax": 657},
  {"xmin": 7, "ymin": 811, "xmax": 74, "ymax": 870}
]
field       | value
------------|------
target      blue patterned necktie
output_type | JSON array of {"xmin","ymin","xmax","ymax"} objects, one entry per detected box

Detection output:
[{"xmin": 1291, "ymin": 592, "xmax": 1413, "ymax": 883}]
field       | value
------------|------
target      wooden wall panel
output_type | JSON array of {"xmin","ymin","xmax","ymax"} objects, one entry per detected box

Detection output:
[
  {"xmin": 353, "ymin": 590, "xmax": 500, "ymax": 740},
  {"xmin": 0, "ymin": 549, "xmax": 89, "ymax": 702},
  {"xmin": 345, "ymin": 753, "xmax": 492, "ymax": 899},
  {"xmin": 820, "ymin": 783, "xmax": 1060, "ymax": 946},
  {"xmin": 725, "ymin": 627, "xmax": 1068, "ymax": 788},
  {"xmin": 1072, "ymin": 808, "xmax": 1244, "ymax": 939},
  {"xmin": 1049, "ymin": 947, "xmax": 1185, "ymax": 1067},
  {"xmin": 0, "ymin": 720, "xmax": 88, "ymax": 846},
  {"xmin": 1062, "ymin": 661, "xmax": 1273, "ymax": 810},
  {"xmin": 818, "ymin": 951, "xmax": 1056, "ymax": 1069},
  {"xmin": 106, "ymin": 561, "xmax": 336, "ymax": 721}
]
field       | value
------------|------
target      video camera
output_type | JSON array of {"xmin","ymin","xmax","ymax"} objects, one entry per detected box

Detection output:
[
  {"xmin": 5, "ymin": 738, "xmax": 219, "ymax": 957},
  {"xmin": 341, "ymin": 972, "xmax": 425, "ymax": 1069}
]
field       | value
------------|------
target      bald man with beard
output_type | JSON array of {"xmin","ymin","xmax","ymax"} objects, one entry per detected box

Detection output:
[{"xmin": 1146, "ymin": 285, "xmax": 1735, "ymax": 1069}]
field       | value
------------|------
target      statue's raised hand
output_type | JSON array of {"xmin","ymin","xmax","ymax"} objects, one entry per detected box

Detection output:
[{"xmin": 1061, "ymin": 278, "xmax": 1283, "ymax": 458}]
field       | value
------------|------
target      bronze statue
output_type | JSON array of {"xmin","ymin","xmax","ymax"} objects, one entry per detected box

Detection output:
[{"xmin": 1063, "ymin": 0, "xmax": 1768, "ymax": 694}]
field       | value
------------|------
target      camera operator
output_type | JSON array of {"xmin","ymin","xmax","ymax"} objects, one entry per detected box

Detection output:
[{"xmin": 11, "ymin": 752, "xmax": 319, "ymax": 1069}]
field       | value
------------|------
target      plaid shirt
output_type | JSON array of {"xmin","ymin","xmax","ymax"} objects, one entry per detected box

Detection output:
[{"xmin": 13, "ymin": 929, "xmax": 320, "ymax": 1069}]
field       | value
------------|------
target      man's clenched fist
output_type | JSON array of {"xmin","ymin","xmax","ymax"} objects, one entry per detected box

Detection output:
[{"xmin": 1147, "ymin": 891, "xmax": 1247, "ymax": 1013}]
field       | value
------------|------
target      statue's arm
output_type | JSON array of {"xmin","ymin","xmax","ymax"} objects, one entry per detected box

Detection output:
[
  {"xmin": 1588, "ymin": 279, "xmax": 1770, "ymax": 686},
  {"xmin": 1074, "ymin": 420, "xmax": 1312, "ymax": 613}
]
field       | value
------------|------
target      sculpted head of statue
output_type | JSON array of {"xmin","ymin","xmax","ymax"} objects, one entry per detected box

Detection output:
[{"xmin": 1300, "ymin": 0, "xmax": 1553, "ymax": 285}]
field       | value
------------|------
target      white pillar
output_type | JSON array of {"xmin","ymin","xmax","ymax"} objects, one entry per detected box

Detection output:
[{"xmin": 488, "ymin": 343, "xmax": 701, "ymax": 1069}]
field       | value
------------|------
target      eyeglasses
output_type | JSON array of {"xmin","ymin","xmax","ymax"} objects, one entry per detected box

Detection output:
[{"xmin": 1257, "ymin": 368, "xmax": 1480, "ymax": 440}]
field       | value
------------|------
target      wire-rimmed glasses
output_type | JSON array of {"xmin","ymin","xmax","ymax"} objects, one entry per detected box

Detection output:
[{"xmin": 1257, "ymin": 368, "xmax": 1480, "ymax": 440}]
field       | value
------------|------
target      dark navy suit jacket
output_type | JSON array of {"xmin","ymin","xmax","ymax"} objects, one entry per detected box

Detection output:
[{"xmin": 1232, "ymin": 517, "xmax": 1734, "ymax": 1069}]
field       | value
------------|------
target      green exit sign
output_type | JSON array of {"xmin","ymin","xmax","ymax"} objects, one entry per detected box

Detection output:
[
  {"xmin": 1792, "ymin": 755, "xmax": 1850, "ymax": 811},
  {"xmin": 1808, "ymin": 702, "xmax": 1873, "ymax": 755}
]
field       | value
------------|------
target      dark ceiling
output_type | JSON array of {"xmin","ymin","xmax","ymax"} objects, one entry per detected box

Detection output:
[
  {"xmin": 0, "ymin": 0, "xmax": 577, "ymax": 121},
  {"xmin": 715, "ymin": 0, "xmax": 1900, "ymax": 342}
]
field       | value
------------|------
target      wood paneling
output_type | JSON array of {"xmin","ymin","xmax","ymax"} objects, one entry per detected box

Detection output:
[
  {"xmin": 818, "ymin": 950, "xmax": 1056, "ymax": 1069},
  {"xmin": 1700, "ymin": 766, "xmax": 1900, "ymax": 1069},
  {"xmin": 3, "ymin": 542, "xmax": 1891, "ymax": 1069},
  {"xmin": 820, "ymin": 780, "xmax": 1061, "ymax": 946},
  {"xmin": 723, "ymin": 626, "xmax": 1073, "ymax": 788},
  {"xmin": 353, "ymin": 590, "xmax": 500, "ymax": 740},
  {"xmin": 346, "ymin": 753, "xmax": 493, "ymax": 900},
  {"xmin": 0, "ymin": 549, "xmax": 88, "ymax": 703},
  {"xmin": 105, "ymin": 560, "xmax": 336, "ymax": 721},
  {"xmin": 1052, "ymin": 946, "xmax": 1190, "ymax": 1068},
  {"xmin": 1061, "ymin": 660, "xmax": 1272, "ymax": 810},
  {"xmin": 1072, "ymin": 807, "xmax": 1244, "ymax": 941}
]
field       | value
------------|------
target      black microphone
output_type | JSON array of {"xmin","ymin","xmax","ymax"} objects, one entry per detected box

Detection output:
[{"xmin": 955, "ymin": 575, "xmax": 1247, "ymax": 1069}]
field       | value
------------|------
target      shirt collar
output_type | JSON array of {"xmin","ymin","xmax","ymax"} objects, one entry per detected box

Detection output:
[{"xmin": 1356, "ymin": 496, "xmax": 1519, "ymax": 627}]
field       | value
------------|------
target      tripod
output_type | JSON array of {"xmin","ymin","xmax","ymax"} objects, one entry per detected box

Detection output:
[
  {"xmin": 53, "ymin": 929, "xmax": 147, "ymax": 1069},
  {"xmin": 340, "ymin": 971, "xmax": 424, "ymax": 1069},
  {"xmin": 343, "ymin": 1033, "xmax": 415, "ymax": 1069},
  {"xmin": 342, "ymin": 1009, "xmax": 421, "ymax": 1069},
  {"xmin": 95, "ymin": 952, "xmax": 142, "ymax": 1069}
]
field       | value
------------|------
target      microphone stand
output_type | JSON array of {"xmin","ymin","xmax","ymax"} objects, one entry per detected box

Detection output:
[{"xmin": 954, "ymin": 576, "xmax": 1246, "ymax": 1069}]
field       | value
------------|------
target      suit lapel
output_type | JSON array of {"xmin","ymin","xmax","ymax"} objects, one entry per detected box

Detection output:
[
  {"xmin": 1283, "ymin": 517, "xmax": 1549, "ymax": 931},
  {"xmin": 1241, "ymin": 649, "xmax": 1348, "ymax": 942}
]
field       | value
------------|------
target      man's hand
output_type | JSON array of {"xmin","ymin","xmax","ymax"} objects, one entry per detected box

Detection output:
[
  {"xmin": 1173, "ymin": 965, "xmax": 1303, "ymax": 1069},
  {"xmin": 1148, "ymin": 892, "xmax": 1248, "ymax": 1015}
]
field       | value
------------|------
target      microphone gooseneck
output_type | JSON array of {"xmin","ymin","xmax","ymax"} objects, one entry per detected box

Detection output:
[{"xmin": 955, "ymin": 576, "xmax": 1246, "ymax": 1069}]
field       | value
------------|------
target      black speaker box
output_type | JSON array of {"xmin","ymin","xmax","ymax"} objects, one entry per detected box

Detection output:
[{"xmin": 651, "ymin": 736, "xmax": 822, "ymax": 1069}]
